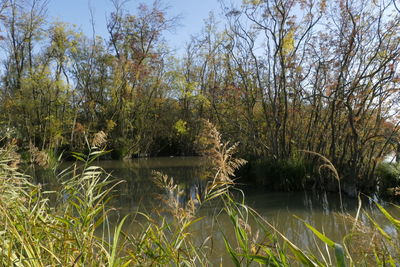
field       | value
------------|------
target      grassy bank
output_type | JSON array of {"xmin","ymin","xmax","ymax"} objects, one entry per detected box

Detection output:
[{"xmin": 1, "ymin": 123, "xmax": 399, "ymax": 266}]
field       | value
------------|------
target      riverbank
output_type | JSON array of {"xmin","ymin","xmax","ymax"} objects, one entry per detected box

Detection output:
[{"xmin": 1, "ymin": 138, "xmax": 400, "ymax": 265}]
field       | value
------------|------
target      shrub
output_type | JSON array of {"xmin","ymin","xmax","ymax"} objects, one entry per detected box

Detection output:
[
  {"xmin": 375, "ymin": 162, "xmax": 400, "ymax": 193},
  {"xmin": 246, "ymin": 156, "xmax": 313, "ymax": 191}
]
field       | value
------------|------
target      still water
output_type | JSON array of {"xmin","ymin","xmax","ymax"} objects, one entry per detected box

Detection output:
[{"xmin": 35, "ymin": 157, "xmax": 399, "ymax": 265}]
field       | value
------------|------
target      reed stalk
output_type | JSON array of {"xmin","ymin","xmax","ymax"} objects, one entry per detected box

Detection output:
[{"xmin": 0, "ymin": 123, "xmax": 399, "ymax": 266}]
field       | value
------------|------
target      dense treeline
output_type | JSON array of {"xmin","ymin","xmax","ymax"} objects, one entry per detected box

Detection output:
[{"xmin": 1, "ymin": 0, "xmax": 400, "ymax": 193}]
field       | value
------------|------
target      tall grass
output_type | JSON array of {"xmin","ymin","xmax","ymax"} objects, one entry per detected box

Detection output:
[
  {"xmin": 0, "ymin": 122, "xmax": 399, "ymax": 266},
  {"xmin": 219, "ymin": 161, "xmax": 400, "ymax": 266},
  {"xmin": 0, "ymin": 145, "xmax": 126, "ymax": 266},
  {"xmin": 120, "ymin": 120, "xmax": 247, "ymax": 265}
]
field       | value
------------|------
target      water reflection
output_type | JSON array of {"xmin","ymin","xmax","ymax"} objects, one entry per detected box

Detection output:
[
  {"xmin": 32, "ymin": 157, "xmax": 399, "ymax": 264},
  {"xmin": 96, "ymin": 158, "xmax": 399, "ymax": 257},
  {"xmin": 99, "ymin": 157, "xmax": 208, "ymax": 212}
]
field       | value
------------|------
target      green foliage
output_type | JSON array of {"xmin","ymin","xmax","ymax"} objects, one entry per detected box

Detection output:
[
  {"xmin": 1, "ymin": 123, "xmax": 400, "ymax": 266},
  {"xmin": 1, "ymin": 1, "xmax": 400, "ymax": 264},
  {"xmin": 375, "ymin": 162, "xmax": 400, "ymax": 192},
  {"xmin": 1, "ymin": 0, "xmax": 400, "ymax": 196},
  {"xmin": 174, "ymin": 119, "xmax": 188, "ymax": 135}
]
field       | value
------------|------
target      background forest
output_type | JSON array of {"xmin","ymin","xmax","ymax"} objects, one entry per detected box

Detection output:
[{"xmin": 1, "ymin": 0, "xmax": 400, "ymax": 194}]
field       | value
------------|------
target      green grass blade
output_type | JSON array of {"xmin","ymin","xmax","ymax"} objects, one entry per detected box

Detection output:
[
  {"xmin": 302, "ymin": 220, "xmax": 346, "ymax": 267},
  {"xmin": 246, "ymin": 254, "xmax": 281, "ymax": 266},
  {"xmin": 365, "ymin": 212, "xmax": 392, "ymax": 241},
  {"xmin": 222, "ymin": 233, "xmax": 241, "ymax": 267},
  {"xmin": 109, "ymin": 215, "xmax": 128, "ymax": 267},
  {"xmin": 375, "ymin": 202, "xmax": 400, "ymax": 229}
]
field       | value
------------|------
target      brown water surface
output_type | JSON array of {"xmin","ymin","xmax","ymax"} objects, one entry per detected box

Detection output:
[{"xmin": 34, "ymin": 157, "xmax": 399, "ymax": 265}]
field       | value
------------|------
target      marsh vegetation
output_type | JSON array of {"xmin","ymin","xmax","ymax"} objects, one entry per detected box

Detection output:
[
  {"xmin": 1, "ymin": 121, "xmax": 400, "ymax": 266},
  {"xmin": 1, "ymin": 0, "xmax": 400, "ymax": 265},
  {"xmin": 0, "ymin": 0, "xmax": 400, "ymax": 194}
]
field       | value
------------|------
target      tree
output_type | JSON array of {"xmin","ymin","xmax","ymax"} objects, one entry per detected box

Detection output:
[{"xmin": 106, "ymin": 0, "xmax": 178, "ymax": 157}]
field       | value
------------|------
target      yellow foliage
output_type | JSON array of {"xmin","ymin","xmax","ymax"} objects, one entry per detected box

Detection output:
[
  {"xmin": 174, "ymin": 119, "xmax": 188, "ymax": 135},
  {"xmin": 282, "ymin": 29, "xmax": 295, "ymax": 56},
  {"xmin": 195, "ymin": 94, "xmax": 211, "ymax": 109},
  {"xmin": 377, "ymin": 50, "xmax": 388, "ymax": 59},
  {"xmin": 243, "ymin": 0, "xmax": 261, "ymax": 5},
  {"xmin": 106, "ymin": 120, "xmax": 117, "ymax": 132}
]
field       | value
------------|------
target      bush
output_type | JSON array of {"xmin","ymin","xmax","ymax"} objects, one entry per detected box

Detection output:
[
  {"xmin": 375, "ymin": 162, "xmax": 400, "ymax": 193},
  {"xmin": 245, "ymin": 157, "xmax": 313, "ymax": 191}
]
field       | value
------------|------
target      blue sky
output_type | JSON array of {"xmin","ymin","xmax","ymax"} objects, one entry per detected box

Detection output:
[{"xmin": 47, "ymin": 0, "xmax": 222, "ymax": 52}]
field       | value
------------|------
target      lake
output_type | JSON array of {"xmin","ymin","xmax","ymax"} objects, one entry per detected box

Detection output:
[{"xmin": 34, "ymin": 156, "xmax": 399, "ymax": 265}]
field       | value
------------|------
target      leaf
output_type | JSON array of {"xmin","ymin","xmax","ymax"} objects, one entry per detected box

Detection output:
[
  {"xmin": 334, "ymin": 244, "xmax": 346, "ymax": 267},
  {"xmin": 301, "ymin": 219, "xmax": 346, "ymax": 267},
  {"xmin": 71, "ymin": 154, "xmax": 85, "ymax": 162},
  {"xmin": 109, "ymin": 215, "xmax": 128, "ymax": 267},
  {"xmin": 282, "ymin": 29, "xmax": 295, "ymax": 56},
  {"xmin": 182, "ymin": 216, "xmax": 204, "ymax": 231},
  {"xmin": 375, "ymin": 202, "xmax": 400, "ymax": 229},
  {"xmin": 365, "ymin": 212, "xmax": 392, "ymax": 241},
  {"xmin": 285, "ymin": 241, "xmax": 319, "ymax": 267},
  {"xmin": 222, "ymin": 233, "xmax": 241, "ymax": 267},
  {"xmin": 246, "ymin": 254, "xmax": 280, "ymax": 266},
  {"xmin": 302, "ymin": 221, "xmax": 335, "ymax": 247}
]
